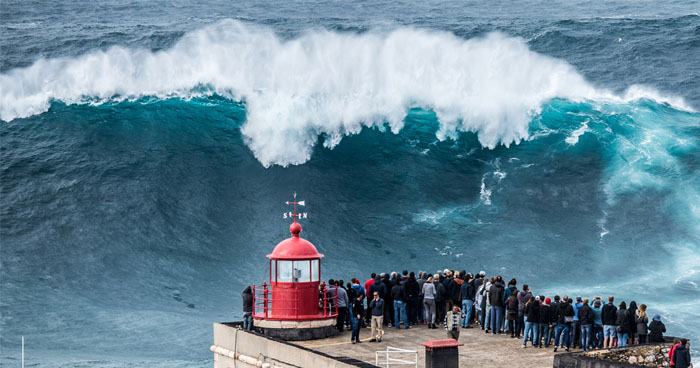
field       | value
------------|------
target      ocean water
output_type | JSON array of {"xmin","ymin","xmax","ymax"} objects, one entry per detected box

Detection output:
[{"xmin": 1, "ymin": 0, "xmax": 700, "ymax": 365}]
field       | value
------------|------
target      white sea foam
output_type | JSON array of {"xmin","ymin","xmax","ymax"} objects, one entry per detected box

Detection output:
[{"xmin": 0, "ymin": 20, "xmax": 692, "ymax": 166}]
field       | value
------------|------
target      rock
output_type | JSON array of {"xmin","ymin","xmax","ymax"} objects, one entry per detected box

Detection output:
[
  {"xmin": 628, "ymin": 356, "xmax": 638, "ymax": 364},
  {"xmin": 645, "ymin": 355, "xmax": 655, "ymax": 363}
]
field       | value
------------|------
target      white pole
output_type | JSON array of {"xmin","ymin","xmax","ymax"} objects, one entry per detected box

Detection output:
[{"xmin": 22, "ymin": 336, "xmax": 24, "ymax": 368}]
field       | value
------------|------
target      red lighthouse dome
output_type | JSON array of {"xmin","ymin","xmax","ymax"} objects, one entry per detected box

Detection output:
[{"xmin": 267, "ymin": 222, "xmax": 324, "ymax": 260}]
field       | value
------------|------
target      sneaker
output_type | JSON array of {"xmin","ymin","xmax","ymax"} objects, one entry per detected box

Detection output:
[
  {"xmin": 522, "ymin": 345, "xmax": 527, "ymax": 349},
  {"xmin": 370, "ymin": 338, "xmax": 377, "ymax": 342},
  {"xmin": 553, "ymin": 347, "xmax": 558, "ymax": 352},
  {"xmin": 565, "ymin": 347, "xmax": 570, "ymax": 352},
  {"xmin": 352, "ymin": 341, "xmax": 356, "ymax": 344}
]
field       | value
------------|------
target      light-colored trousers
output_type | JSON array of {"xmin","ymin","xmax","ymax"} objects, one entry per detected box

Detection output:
[{"xmin": 371, "ymin": 315, "xmax": 384, "ymax": 341}]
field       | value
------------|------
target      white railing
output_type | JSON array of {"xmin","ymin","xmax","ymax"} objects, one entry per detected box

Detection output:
[{"xmin": 375, "ymin": 346, "xmax": 418, "ymax": 367}]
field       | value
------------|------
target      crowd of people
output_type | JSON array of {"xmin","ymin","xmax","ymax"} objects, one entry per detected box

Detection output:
[{"xmin": 241, "ymin": 268, "xmax": 691, "ymax": 367}]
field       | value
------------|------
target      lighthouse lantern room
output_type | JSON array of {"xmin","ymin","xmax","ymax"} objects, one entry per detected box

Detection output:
[{"xmin": 252, "ymin": 194, "xmax": 339, "ymax": 340}]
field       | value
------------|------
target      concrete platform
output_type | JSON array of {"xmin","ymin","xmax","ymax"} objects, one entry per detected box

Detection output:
[{"xmin": 293, "ymin": 324, "xmax": 557, "ymax": 368}]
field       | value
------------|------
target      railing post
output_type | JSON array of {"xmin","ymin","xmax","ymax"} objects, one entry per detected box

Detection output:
[
  {"xmin": 321, "ymin": 282, "xmax": 327, "ymax": 317},
  {"xmin": 252, "ymin": 284, "xmax": 256, "ymax": 316},
  {"xmin": 262, "ymin": 281, "xmax": 268, "ymax": 318}
]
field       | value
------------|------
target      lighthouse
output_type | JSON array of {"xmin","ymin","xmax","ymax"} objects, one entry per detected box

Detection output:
[{"xmin": 252, "ymin": 194, "xmax": 339, "ymax": 340}]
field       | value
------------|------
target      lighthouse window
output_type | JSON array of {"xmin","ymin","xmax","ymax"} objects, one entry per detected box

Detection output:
[
  {"xmin": 293, "ymin": 260, "xmax": 311, "ymax": 283},
  {"xmin": 311, "ymin": 259, "xmax": 319, "ymax": 282},
  {"xmin": 276, "ymin": 261, "xmax": 293, "ymax": 283}
]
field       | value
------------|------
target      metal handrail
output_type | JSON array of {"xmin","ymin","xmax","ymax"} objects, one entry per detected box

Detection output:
[
  {"xmin": 375, "ymin": 347, "xmax": 418, "ymax": 367},
  {"xmin": 252, "ymin": 282, "xmax": 338, "ymax": 319}
]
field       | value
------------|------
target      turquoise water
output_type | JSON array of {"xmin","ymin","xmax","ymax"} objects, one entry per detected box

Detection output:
[{"xmin": 1, "ymin": 0, "xmax": 699, "ymax": 365}]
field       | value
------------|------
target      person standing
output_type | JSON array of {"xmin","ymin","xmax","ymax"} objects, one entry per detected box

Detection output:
[
  {"xmin": 489, "ymin": 277, "xmax": 505, "ymax": 334},
  {"xmin": 391, "ymin": 278, "xmax": 409, "ymax": 329},
  {"xmin": 417, "ymin": 272, "xmax": 427, "ymax": 324},
  {"xmin": 242, "ymin": 286, "xmax": 254, "ymax": 331},
  {"xmin": 522, "ymin": 296, "xmax": 540, "ymax": 348},
  {"xmin": 382, "ymin": 274, "xmax": 394, "ymax": 327},
  {"xmin": 554, "ymin": 296, "xmax": 575, "ymax": 352},
  {"xmin": 405, "ymin": 272, "xmax": 420, "ymax": 326},
  {"xmin": 635, "ymin": 304, "xmax": 649, "ymax": 344},
  {"xmin": 571, "ymin": 296, "xmax": 583, "ymax": 348},
  {"xmin": 578, "ymin": 298, "xmax": 594, "ymax": 351},
  {"xmin": 351, "ymin": 294, "xmax": 364, "ymax": 343},
  {"xmin": 460, "ymin": 274, "xmax": 474, "ymax": 328},
  {"xmin": 517, "ymin": 285, "xmax": 533, "ymax": 338},
  {"xmin": 369, "ymin": 292, "xmax": 385, "ymax": 342},
  {"xmin": 672, "ymin": 339, "xmax": 692, "ymax": 368},
  {"xmin": 648, "ymin": 315, "xmax": 666, "ymax": 343},
  {"xmin": 627, "ymin": 301, "xmax": 638, "ymax": 345},
  {"xmin": 615, "ymin": 301, "xmax": 630, "ymax": 347},
  {"xmin": 591, "ymin": 298, "xmax": 604, "ymax": 349},
  {"xmin": 538, "ymin": 297, "xmax": 552, "ymax": 348},
  {"xmin": 444, "ymin": 305, "xmax": 465, "ymax": 341},
  {"xmin": 365, "ymin": 273, "xmax": 377, "ymax": 320},
  {"xmin": 601, "ymin": 296, "xmax": 618, "ymax": 348},
  {"xmin": 334, "ymin": 281, "xmax": 349, "ymax": 332},
  {"xmin": 506, "ymin": 290, "xmax": 519, "ymax": 338},
  {"xmin": 435, "ymin": 275, "xmax": 447, "ymax": 325},
  {"xmin": 483, "ymin": 277, "xmax": 493, "ymax": 333},
  {"xmin": 423, "ymin": 275, "xmax": 437, "ymax": 329}
]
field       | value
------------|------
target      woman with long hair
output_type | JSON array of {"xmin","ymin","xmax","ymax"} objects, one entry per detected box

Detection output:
[
  {"xmin": 628, "ymin": 301, "xmax": 638, "ymax": 344},
  {"xmin": 422, "ymin": 275, "xmax": 437, "ymax": 329},
  {"xmin": 615, "ymin": 301, "xmax": 630, "ymax": 347},
  {"xmin": 635, "ymin": 304, "xmax": 649, "ymax": 344}
]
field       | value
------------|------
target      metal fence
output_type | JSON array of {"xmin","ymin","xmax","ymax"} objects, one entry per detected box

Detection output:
[
  {"xmin": 252, "ymin": 281, "xmax": 338, "ymax": 319},
  {"xmin": 375, "ymin": 346, "xmax": 418, "ymax": 367}
]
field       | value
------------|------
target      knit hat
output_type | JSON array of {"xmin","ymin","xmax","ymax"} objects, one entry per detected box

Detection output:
[
  {"xmin": 544, "ymin": 297, "xmax": 551, "ymax": 305},
  {"xmin": 653, "ymin": 314, "xmax": 661, "ymax": 321}
]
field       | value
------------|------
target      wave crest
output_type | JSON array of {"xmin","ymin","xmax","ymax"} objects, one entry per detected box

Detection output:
[{"xmin": 0, "ymin": 20, "xmax": 690, "ymax": 166}]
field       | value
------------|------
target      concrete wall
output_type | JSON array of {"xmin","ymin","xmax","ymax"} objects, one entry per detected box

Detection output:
[{"xmin": 212, "ymin": 322, "xmax": 375, "ymax": 368}]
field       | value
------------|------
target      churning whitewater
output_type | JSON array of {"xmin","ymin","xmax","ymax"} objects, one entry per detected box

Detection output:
[
  {"xmin": 0, "ymin": 20, "xmax": 691, "ymax": 167},
  {"xmin": 2, "ymin": 2, "xmax": 699, "ymax": 366}
]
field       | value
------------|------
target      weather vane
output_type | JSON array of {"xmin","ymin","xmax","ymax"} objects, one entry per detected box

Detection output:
[{"xmin": 283, "ymin": 192, "xmax": 307, "ymax": 222}]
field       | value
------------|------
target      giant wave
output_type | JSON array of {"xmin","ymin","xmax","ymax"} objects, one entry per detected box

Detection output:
[{"xmin": 0, "ymin": 20, "xmax": 691, "ymax": 167}]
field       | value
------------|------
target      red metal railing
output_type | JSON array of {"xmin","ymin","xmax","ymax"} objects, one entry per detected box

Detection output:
[{"xmin": 252, "ymin": 281, "xmax": 338, "ymax": 320}]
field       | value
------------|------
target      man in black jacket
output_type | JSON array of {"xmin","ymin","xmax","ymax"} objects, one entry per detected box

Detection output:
[
  {"xmin": 489, "ymin": 279, "xmax": 505, "ymax": 335},
  {"xmin": 553, "ymin": 296, "xmax": 575, "ymax": 352},
  {"xmin": 242, "ymin": 286, "xmax": 253, "ymax": 331},
  {"xmin": 404, "ymin": 272, "xmax": 421, "ymax": 326},
  {"xmin": 391, "ymin": 278, "xmax": 409, "ymax": 329},
  {"xmin": 601, "ymin": 296, "xmax": 618, "ymax": 348},
  {"xmin": 538, "ymin": 298, "xmax": 553, "ymax": 348},
  {"xmin": 672, "ymin": 339, "xmax": 692, "ymax": 368},
  {"xmin": 578, "ymin": 298, "xmax": 594, "ymax": 351},
  {"xmin": 351, "ymin": 294, "xmax": 364, "ymax": 343},
  {"xmin": 460, "ymin": 278, "xmax": 474, "ymax": 328}
]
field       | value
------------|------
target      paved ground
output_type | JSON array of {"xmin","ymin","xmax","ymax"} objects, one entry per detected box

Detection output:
[{"xmin": 293, "ymin": 323, "xmax": 563, "ymax": 368}]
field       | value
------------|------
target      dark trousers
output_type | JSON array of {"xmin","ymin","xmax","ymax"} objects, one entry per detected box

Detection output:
[
  {"xmin": 437, "ymin": 301, "xmax": 446, "ymax": 324},
  {"xmin": 516, "ymin": 310, "xmax": 525, "ymax": 337},
  {"xmin": 384, "ymin": 300, "xmax": 394, "ymax": 325},
  {"xmin": 508, "ymin": 319, "xmax": 517, "ymax": 335},
  {"xmin": 351, "ymin": 317, "xmax": 362, "ymax": 342},
  {"xmin": 337, "ymin": 307, "xmax": 347, "ymax": 331},
  {"xmin": 570, "ymin": 321, "xmax": 580, "ymax": 347},
  {"xmin": 407, "ymin": 297, "xmax": 419, "ymax": 325}
]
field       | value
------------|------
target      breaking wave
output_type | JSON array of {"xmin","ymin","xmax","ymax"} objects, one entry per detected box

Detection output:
[{"xmin": 0, "ymin": 19, "xmax": 691, "ymax": 166}]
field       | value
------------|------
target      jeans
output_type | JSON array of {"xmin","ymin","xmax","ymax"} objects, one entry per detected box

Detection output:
[
  {"xmin": 351, "ymin": 317, "xmax": 362, "ymax": 342},
  {"xmin": 394, "ymin": 301, "xmax": 409, "ymax": 328},
  {"xmin": 243, "ymin": 313, "xmax": 253, "ymax": 330},
  {"xmin": 516, "ymin": 309, "xmax": 525, "ymax": 337},
  {"xmin": 538, "ymin": 323, "xmax": 551, "ymax": 346},
  {"xmin": 523, "ymin": 321, "xmax": 539, "ymax": 346},
  {"xmin": 423, "ymin": 298, "xmax": 436, "ymax": 324},
  {"xmin": 570, "ymin": 321, "xmax": 580, "ymax": 347},
  {"xmin": 593, "ymin": 325, "xmax": 604, "ymax": 348},
  {"xmin": 485, "ymin": 305, "xmax": 491, "ymax": 330},
  {"xmin": 462, "ymin": 300, "xmax": 473, "ymax": 327},
  {"xmin": 617, "ymin": 332, "xmax": 629, "ymax": 347},
  {"xmin": 581, "ymin": 324, "xmax": 592, "ymax": 351},
  {"xmin": 490, "ymin": 306, "xmax": 504, "ymax": 333},
  {"xmin": 555, "ymin": 323, "xmax": 571, "ymax": 349}
]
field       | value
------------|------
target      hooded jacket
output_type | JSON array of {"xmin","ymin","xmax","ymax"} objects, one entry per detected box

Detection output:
[
  {"xmin": 615, "ymin": 308, "xmax": 631, "ymax": 333},
  {"xmin": 404, "ymin": 277, "xmax": 420, "ymax": 298},
  {"xmin": 648, "ymin": 320, "xmax": 666, "ymax": 342},
  {"xmin": 460, "ymin": 281, "xmax": 474, "ymax": 301},
  {"xmin": 242, "ymin": 286, "xmax": 253, "ymax": 313},
  {"xmin": 518, "ymin": 290, "xmax": 533, "ymax": 311},
  {"xmin": 538, "ymin": 304, "xmax": 551, "ymax": 325},
  {"xmin": 524, "ymin": 300, "xmax": 540, "ymax": 323},
  {"xmin": 672, "ymin": 344, "xmax": 691, "ymax": 368},
  {"xmin": 602, "ymin": 303, "xmax": 618, "ymax": 325},
  {"xmin": 489, "ymin": 283, "xmax": 505, "ymax": 307},
  {"xmin": 391, "ymin": 283, "xmax": 406, "ymax": 302}
]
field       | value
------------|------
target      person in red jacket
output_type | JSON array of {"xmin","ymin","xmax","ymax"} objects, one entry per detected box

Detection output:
[{"xmin": 669, "ymin": 338, "xmax": 681, "ymax": 366}]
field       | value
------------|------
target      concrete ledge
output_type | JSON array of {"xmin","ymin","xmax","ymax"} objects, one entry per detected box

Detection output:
[
  {"xmin": 553, "ymin": 337, "xmax": 689, "ymax": 368},
  {"xmin": 213, "ymin": 322, "xmax": 375, "ymax": 368}
]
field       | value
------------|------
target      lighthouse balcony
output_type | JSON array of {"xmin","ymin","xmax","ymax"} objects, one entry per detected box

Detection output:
[{"xmin": 252, "ymin": 283, "xmax": 339, "ymax": 321}]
